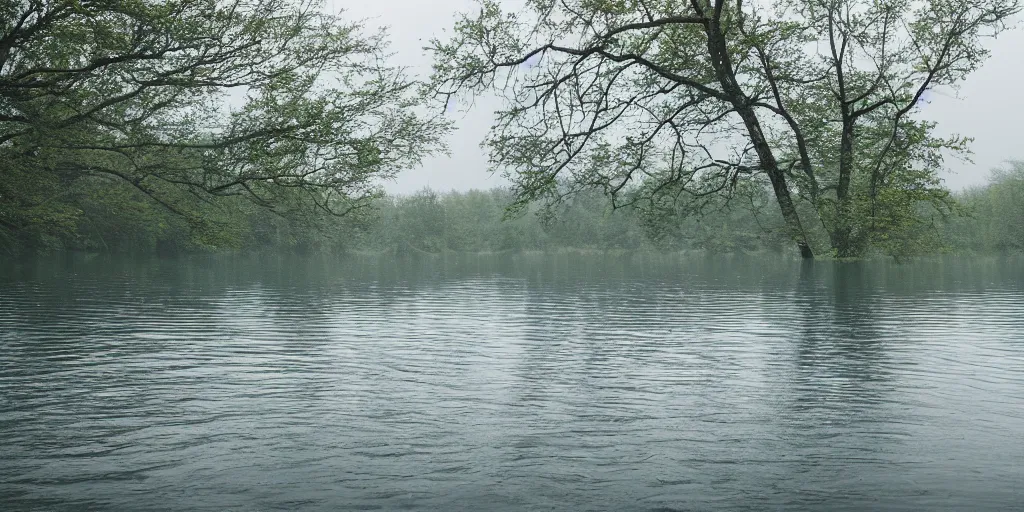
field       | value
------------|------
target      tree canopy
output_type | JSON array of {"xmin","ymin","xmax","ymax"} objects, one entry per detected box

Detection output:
[
  {"xmin": 429, "ymin": 0, "xmax": 1019, "ymax": 258},
  {"xmin": 0, "ymin": 0, "xmax": 448, "ymax": 251}
]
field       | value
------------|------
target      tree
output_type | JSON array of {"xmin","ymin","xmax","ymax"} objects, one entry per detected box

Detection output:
[
  {"xmin": 429, "ymin": 0, "xmax": 1018, "ymax": 258},
  {"xmin": 951, "ymin": 161, "xmax": 1024, "ymax": 252},
  {"xmin": 0, "ymin": 0, "xmax": 448, "ymax": 251}
]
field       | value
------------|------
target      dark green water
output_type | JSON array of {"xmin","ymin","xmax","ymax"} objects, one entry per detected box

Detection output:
[{"xmin": 1, "ymin": 253, "xmax": 1023, "ymax": 511}]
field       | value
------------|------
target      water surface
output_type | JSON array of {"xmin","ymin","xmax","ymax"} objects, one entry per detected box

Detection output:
[{"xmin": 2, "ymin": 253, "xmax": 1023, "ymax": 511}]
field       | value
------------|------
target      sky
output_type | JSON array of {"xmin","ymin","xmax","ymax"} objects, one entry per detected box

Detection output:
[{"xmin": 331, "ymin": 0, "xmax": 1024, "ymax": 194}]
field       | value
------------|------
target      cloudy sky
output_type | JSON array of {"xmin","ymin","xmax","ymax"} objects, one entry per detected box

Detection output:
[{"xmin": 331, "ymin": 0, "xmax": 1024, "ymax": 194}]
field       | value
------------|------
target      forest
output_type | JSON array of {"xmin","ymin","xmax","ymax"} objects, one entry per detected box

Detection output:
[
  {"xmin": 2, "ymin": 161, "xmax": 1022, "ymax": 258},
  {"xmin": 2, "ymin": 0, "xmax": 1021, "ymax": 260}
]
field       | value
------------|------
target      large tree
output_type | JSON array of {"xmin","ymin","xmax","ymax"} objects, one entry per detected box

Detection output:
[
  {"xmin": 429, "ymin": 0, "xmax": 1018, "ymax": 258},
  {"xmin": 0, "ymin": 0, "xmax": 447, "ymax": 250}
]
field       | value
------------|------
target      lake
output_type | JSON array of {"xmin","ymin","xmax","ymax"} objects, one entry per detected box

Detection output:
[{"xmin": 1, "ymin": 253, "xmax": 1023, "ymax": 511}]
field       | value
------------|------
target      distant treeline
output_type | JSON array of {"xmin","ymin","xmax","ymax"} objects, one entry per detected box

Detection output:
[
  {"xmin": 944, "ymin": 164, "xmax": 1024, "ymax": 253},
  {"xmin": 3, "ymin": 163, "xmax": 1023, "ymax": 258}
]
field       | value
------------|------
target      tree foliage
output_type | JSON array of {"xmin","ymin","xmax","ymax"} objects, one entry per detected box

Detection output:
[
  {"xmin": 949, "ymin": 161, "xmax": 1024, "ymax": 252},
  {"xmin": 0, "ymin": 0, "xmax": 448, "ymax": 251},
  {"xmin": 428, "ymin": 0, "xmax": 1018, "ymax": 258}
]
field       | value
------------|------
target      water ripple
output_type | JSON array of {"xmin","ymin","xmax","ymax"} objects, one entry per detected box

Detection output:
[{"xmin": 1, "ymin": 254, "xmax": 1023, "ymax": 511}]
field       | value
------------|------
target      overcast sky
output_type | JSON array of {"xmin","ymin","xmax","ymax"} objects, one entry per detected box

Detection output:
[{"xmin": 331, "ymin": 0, "xmax": 1024, "ymax": 194}]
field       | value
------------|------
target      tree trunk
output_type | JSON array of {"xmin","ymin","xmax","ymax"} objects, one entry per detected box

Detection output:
[
  {"xmin": 832, "ymin": 117, "xmax": 858, "ymax": 257},
  {"xmin": 705, "ymin": 18, "xmax": 814, "ymax": 259},
  {"xmin": 765, "ymin": 165, "xmax": 815, "ymax": 259},
  {"xmin": 830, "ymin": 223, "xmax": 856, "ymax": 258}
]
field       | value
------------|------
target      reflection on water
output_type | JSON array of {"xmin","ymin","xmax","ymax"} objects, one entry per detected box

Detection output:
[{"xmin": 1, "ymin": 253, "xmax": 1023, "ymax": 511}]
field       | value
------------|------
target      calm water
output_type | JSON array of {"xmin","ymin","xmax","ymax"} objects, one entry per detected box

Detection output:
[{"xmin": 2, "ymin": 253, "xmax": 1023, "ymax": 511}]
